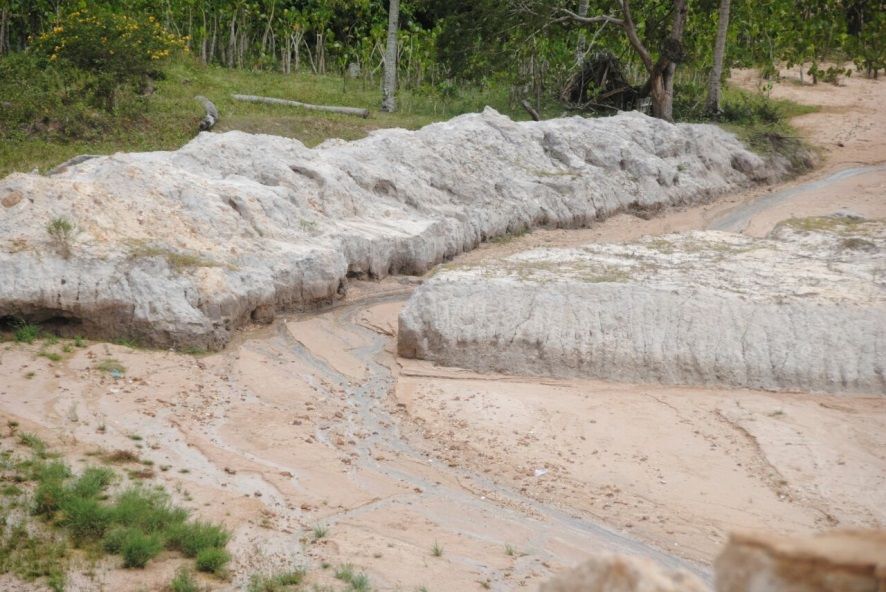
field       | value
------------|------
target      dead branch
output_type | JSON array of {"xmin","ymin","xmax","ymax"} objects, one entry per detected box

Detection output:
[{"xmin": 231, "ymin": 94, "xmax": 369, "ymax": 118}]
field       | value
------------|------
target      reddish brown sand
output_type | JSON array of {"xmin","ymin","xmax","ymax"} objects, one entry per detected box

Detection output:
[{"xmin": 0, "ymin": 67, "xmax": 883, "ymax": 591}]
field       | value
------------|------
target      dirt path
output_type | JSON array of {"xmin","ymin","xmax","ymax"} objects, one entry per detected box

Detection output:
[{"xmin": 0, "ymin": 68, "xmax": 883, "ymax": 591}]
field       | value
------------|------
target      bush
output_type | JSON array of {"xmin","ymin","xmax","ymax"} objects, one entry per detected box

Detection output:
[
  {"xmin": 120, "ymin": 530, "xmax": 163, "ymax": 568},
  {"xmin": 102, "ymin": 526, "xmax": 133, "ymax": 554},
  {"xmin": 13, "ymin": 323, "xmax": 40, "ymax": 344},
  {"xmin": 110, "ymin": 487, "xmax": 187, "ymax": 533},
  {"xmin": 60, "ymin": 496, "xmax": 112, "ymax": 543},
  {"xmin": 195, "ymin": 547, "xmax": 230, "ymax": 574},
  {"xmin": 166, "ymin": 521, "xmax": 230, "ymax": 558},
  {"xmin": 28, "ymin": 8, "xmax": 185, "ymax": 109}
]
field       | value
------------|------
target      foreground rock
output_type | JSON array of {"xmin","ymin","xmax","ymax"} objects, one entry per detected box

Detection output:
[
  {"xmin": 715, "ymin": 530, "xmax": 886, "ymax": 592},
  {"xmin": 0, "ymin": 109, "xmax": 774, "ymax": 349},
  {"xmin": 399, "ymin": 216, "xmax": 886, "ymax": 394},
  {"xmin": 540, "ymin": 552, "xmax": 708, "ymax": 592}
]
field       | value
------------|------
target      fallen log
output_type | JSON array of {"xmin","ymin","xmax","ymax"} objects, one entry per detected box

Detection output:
[
  {"xmin": 195, "ymin": 95, "xmax": 219, "ymax": 131},
  {"xmin": 231, "ymin": 94, "xmax": 369, "ymax": 118},
  {"xmin": 521, "ymin": 100, "xmax": 541, "ymax": 122}
]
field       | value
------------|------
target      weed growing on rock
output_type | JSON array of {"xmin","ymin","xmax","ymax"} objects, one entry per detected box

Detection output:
[
  {"xmin": 46, "ymin": 217, "xmax": 77, "ymax": 258},
  {"xmin": 431, "ymin": 541, "xmax": 444, "ymax": 557}
]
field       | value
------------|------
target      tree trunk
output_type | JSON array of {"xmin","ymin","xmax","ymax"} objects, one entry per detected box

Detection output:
[
  {"xmin": 656, "ymin": 0, "xmax": 687, "ymax": 122},
  {"xmin": 704, "ymin": 0, "xmax": 732, "ymax": 114},
  {"xmin": 574, "ymin": 0, "xmax": 590, "ymax": 65},
  {"xmin": 381, "ymin": 0, "xmax": 400, "ymax": 112},
  {"xmin": 0, "ymin": 6, "xmax": 8, "ymax": 55}
]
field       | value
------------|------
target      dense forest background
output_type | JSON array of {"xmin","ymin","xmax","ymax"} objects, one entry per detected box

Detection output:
[{"xmin": 0, "ymin": 1, "xmax": 882, "ymax": 174}]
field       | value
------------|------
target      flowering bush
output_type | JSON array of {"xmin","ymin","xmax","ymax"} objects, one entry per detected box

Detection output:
[{"xmin": 29, "ymin": 8, "xmax": 186, "ymax": 109}]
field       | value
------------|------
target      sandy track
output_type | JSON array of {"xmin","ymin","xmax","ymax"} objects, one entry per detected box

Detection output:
[{"xmin": 0, "ymin": 68, "xmax": 884, "ymax": 591}]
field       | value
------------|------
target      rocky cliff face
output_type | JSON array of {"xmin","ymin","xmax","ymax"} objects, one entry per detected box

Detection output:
[
  {"xmin": 0, "ymin": 109, "xmax": 773, "ymax": 349},
  {"xmin": 399, "ymin": 217, "xmax": 886, "ymax": 394}
]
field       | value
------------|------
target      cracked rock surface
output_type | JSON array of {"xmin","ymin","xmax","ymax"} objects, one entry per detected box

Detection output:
[
  {"xmin": 399, "ymin": 217, "xmax": 886, "ymax": 394},
  {"xmin": 0, "ymin": 108, "xmax": 773, "ymax": 349}
]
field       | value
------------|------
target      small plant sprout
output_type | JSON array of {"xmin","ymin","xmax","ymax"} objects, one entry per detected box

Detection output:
[
  {"xmin": 312, "ymin": 523, "xmax": 328, "ymax": 540},
  {"xmin": 505, "ymin": 544, "xmax": 516, "ymax": 556},
  {"xmin": 431, "ymin": 540, "xmax": 443, "ymax": 557},
  {"xmin": 46, "ymin": 216, "xmax": 77, "ymax": 257}
]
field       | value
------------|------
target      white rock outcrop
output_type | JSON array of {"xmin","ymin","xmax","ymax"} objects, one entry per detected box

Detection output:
[
  {"xmin": 399, "ymin": 217, "xmax": 886, "ymax": 394},
  {"xmin": 0, "ymin": 109, "xmax": 773, "ymax": 349}
]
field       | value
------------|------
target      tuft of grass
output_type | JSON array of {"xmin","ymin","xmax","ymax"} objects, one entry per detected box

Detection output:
[
  {"xmin": 14, "ymin": 323, "xmax": 40, "ymax": 344},
  {"xmin": 247, "ymin": 570, "xmax": 305, "ymax": 592},
  {"xmin": 505, "ymin": 544, "xmax": 516, "ymax": 556},
  {"xmin": 120, "ymin": 530, "xmax": 163, "ymax": 568},
  {"xmin": 18, "ymin": 433, "xmax": 48, "ymax": 456},
  {"xmin": 170, "ymin": 568, "xmax": 204, "ymax": 592},
  {"xmin": 38, "ymin": 350, "xmax": 63, "ymax": 362},
  {"xmin": 166, "ymin": 520, "xmax": 230, "ymax": 558},
  {"xmin": 431, "ymin": 541, "xmax": 443, "ymax": 557},
  {"xmin": 96, "ymin": 358, "xmax": 126, "ymax": 375},
  {"xmin": 312, "ymin": 523, "xmax": 328, "ymax": 540},
  {"xmin": 46, "ymin": 217, "xmax": 77, "ymax": 257},
  {"xmin": 335, "ymin": 564, "xmax": 371, "ymax": 592},
  {"xmin": 103, "ymin": 449, "xmax": 141, "ymax": 464},
  {"xmin": 195, "ymin": 546, "xmax": 230, "ymax": 575},
  {"xmin": 73, "ymin": 336, "xmax": 87, "ymax": 348}
]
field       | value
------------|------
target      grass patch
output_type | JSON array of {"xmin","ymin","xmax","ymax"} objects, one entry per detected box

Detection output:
[
  {"xmin": 14, "ymin": 324, "xmax": 40, "ymax": 344},
  {"xmin": 95, "ymin": 358, "xmax": 126, "ymax": 375},
  {"xmin": 0, "ymin": 56, "xmax": 526, "ymax": 178},
  {"xmin": 335, "ymin": 564, "xmax": 371, "ymax": 592},
  {"xmin": 0, "ymin": 442, "xmax": 232, "ymax": 586},
  {"xmin": 247, "ymin": 570, "xmax": 305, "ymax": 592},
  {"xmin": 431, "ymin": 541, "xmax": 444, "ymax": 557},
  {"xmin": 170, "ymin": 568, "xmax": 204, "ymax": 592},
  {"xmin": 195, "ymin": 546, "xmax": 230, "ymax": 574}
]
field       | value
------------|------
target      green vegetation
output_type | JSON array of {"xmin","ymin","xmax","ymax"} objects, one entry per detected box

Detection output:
[
  {"xmin": 1, "ymin": 0, "xmax": 866, "ymax": 177},
  {"xmin": 46, "ymin": 217, "xmax": 77, "ymax": 258},
  {"xmin": 247, "ymin": 570, "xmax": 305, "ymax": 592},
  {"xmin": 170, "ymin": 568, "xmax": 204, "ymax": 592},
  {"xmin": 0, "ymin": 440, "xmax": 231, "ymax": 589},
  {"xmin": 13, "ymin": 323, "xmax": 40, "ymax": 344},
  {"xmin": 96, "ymin": 358, "xmax": 126, "ymax": 375},
  {"xmin": 335, "ymin": 563, "xmax": 371, "ymax": 591},
  {"xmin": 312, "ymin": 523, "xmax": 328, "ymax": 540},
  {"xmin": 431, "ymin": 540, "xmax": 443, "ymax": 557}
]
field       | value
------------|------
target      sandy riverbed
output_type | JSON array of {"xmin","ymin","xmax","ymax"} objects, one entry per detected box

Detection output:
[{"xmin": 0, "ymin": 67, "xmax": 883, "ymax": 591}]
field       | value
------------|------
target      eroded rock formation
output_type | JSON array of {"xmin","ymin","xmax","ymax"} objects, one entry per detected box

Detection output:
[
  {"xmin": 539, "ymin": 552, "xmax": 708, "ymax": 592},
  {"xmin": 715, "ymin": 530, "xmax": 886, "ymax": 592},
  {"xmin": 0, "ymin": 109, "xmax": 774, "ymax": 349},
  {"xmin": 399, "ymin": 216, "xmax": 886, "ymax": 394}
]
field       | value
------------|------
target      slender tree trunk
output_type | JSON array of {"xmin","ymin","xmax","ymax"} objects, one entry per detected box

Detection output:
[
  {"xmin": 574, "ymin": 0, "xmax": 590, "ymax": 65},
  {"xmin": 0, "ymin": 6, "xmax": 8, "ymax": 55},
  {"xmin": 661, "ymin": 0, "xmax": 687, "ymax": 122},
  {"xmin": 704, "ymin": 0, "xmax": 732, "ymax": 114},
  {"xmin": 381, "ymin": 0, "xmax": 400, "ymax": 112}
]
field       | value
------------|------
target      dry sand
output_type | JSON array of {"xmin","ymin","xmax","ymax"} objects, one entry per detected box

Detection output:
[{"xmin": 0, "ymin": 67, "xmax": 883, "ymax": 591}]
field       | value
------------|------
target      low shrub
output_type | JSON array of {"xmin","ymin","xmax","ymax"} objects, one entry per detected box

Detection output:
[
  {"xmin": 195, "ymin": 547, "xmax": 230, "ymax": 574},
  {"xmin": 120, "ymin": 530, "xmax": 163, "ymax": 568},
  {"xmin": 170, "ymin": 568, "xmax": 203, "ymax": 592},
  {"xmin": 166, "ymin": 520, "xmax": 230, "ymax": 558}
]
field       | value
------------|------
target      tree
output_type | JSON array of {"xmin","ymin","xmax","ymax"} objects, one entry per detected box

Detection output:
[
  {"xmin": 563, "ymin": 0, "xmax": 688, "ymax": 121},
  {"xmin": 704, "ymin": 0, "xmax": 731, "ymax": 114},
  {"xmin": 381, "ymin": 0, "xmax": 399, "ymax": 112}
]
